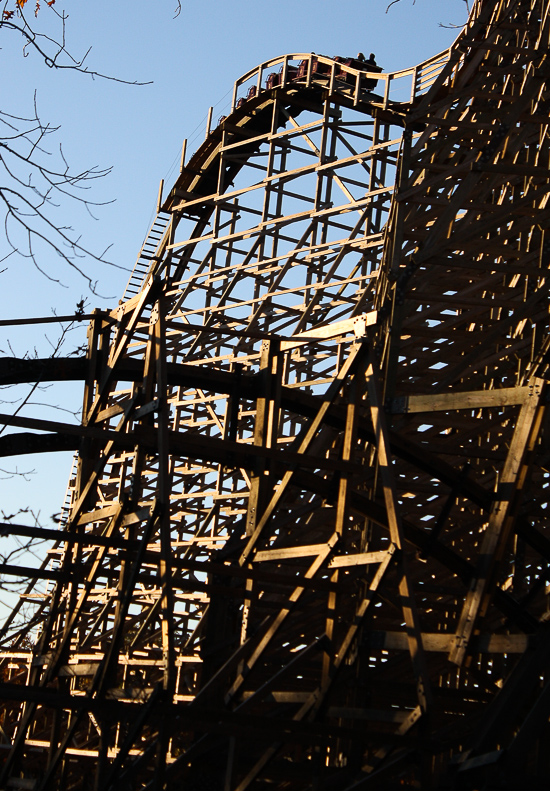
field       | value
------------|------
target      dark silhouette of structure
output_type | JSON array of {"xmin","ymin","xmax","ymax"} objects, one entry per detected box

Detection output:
[{"xmin": 2, "ymin": 1, "xmax": 550, "ymax": 787}]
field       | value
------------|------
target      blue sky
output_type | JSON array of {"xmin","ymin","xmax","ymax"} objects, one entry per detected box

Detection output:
[{"xmin": 0, "ymin": 0, "xmax": 468, "ymax": 536}]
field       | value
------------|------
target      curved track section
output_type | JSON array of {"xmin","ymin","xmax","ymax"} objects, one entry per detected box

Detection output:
[{"xmin": 3, "ymin": 2, "xmax": 550, "ymax": 788}]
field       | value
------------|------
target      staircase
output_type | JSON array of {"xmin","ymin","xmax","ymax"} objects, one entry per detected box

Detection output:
[
  {"xmin": 122, "ymin": 210, "xmax": 172, "ymax": 301},
  {"xmin": 58, "ymin": 451, "xmax": 79, "ymax": 526}
]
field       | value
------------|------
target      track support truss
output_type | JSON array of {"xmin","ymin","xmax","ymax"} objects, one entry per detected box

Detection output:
[{"xmin": 3, "ymin": 2, "xmax": 550, "ymax": 788}]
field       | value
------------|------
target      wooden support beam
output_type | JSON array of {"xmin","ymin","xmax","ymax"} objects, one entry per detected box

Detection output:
[
  {"xmin": 450, "ymin": 380, "xmax": 546, "ymax": 665},
  {"xmin": 5, "ymin": 17, "xmax": 550, "ymax": 789},
  {"xmin": 389, "ymin": 385, "xmax": 531, "ymax": 414}
]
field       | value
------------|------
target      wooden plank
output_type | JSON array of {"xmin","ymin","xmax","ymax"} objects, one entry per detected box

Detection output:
[
  {"xmin": 328, "ymin": 551, "xmax": 390, "ymax": 568},
  {"xmin": 390, "ymin": 385, "xmax": 530, "ymax": 414},
  {"xmin": 279, "ymin": 312, "xmax": 376, "ymax": 350},
  {"xmin": 368, "ymin": 630, "xmax": 528, "ymax": 653},
  {"xmin": 254, "ymin": 544, "xmax": 332, "ymax": 562}
]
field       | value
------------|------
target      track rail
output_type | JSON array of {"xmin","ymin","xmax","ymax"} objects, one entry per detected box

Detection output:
[{"xmin": 121, "ymin": 48, "xmax": 457, "ymax": 305}]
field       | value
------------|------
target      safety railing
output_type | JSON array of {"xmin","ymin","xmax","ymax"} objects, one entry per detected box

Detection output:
[{"xmin": 228, "ymin": 49, "xmax": 454, "ymax": 117}]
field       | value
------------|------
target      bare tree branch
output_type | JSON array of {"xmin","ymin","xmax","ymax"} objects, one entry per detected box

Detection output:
[
  {"xmin": 0, "ymin": 2, "xmax": 149, "ymax": 290},
  {"xmin": 386, "ymin": 0, "xmax": 410, "ymax": 12},
  {"xmin": 1, "ymin": 3, "xmax": 152, "ymax": 85}
]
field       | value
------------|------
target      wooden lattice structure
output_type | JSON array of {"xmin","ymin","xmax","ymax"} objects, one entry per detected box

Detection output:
[{"xmin": 2, "ymin": 1, "xmax": 550, "ymax": 787}]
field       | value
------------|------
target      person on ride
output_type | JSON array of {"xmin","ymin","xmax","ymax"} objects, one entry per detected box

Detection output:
[{"xmin": 364, "ymin": 53, "xmax": 380, "ymax": 91}]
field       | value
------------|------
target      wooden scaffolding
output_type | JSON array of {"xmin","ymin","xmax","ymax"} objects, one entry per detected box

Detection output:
[{"xmin": 2, "ymin": 0, "xmax": 550, "ymax": 787}]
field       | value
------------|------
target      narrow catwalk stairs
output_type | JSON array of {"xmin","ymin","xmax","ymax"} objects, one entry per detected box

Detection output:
[{"xmin": 122, "ymin": 210, "xmax": 171, "ymax": 300}]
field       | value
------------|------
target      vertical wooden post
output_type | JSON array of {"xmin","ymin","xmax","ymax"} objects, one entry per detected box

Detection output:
[
  {"xmin": 179, "ymin": 138, "xmax": 187, "ymax": 173},
  {"xmin": 242, "ymin": 340, "xmax": 282, "ymax": 644},
  {"xmin": 154, "ymin": 297, "xmax": 175, "ymax": 692},
  {"xmin": 282, "ymin": 55, "xmax": 289, "ymax": 86},
  {"xmin": 245, "ymin": 339, "xmax": 282, "ymax": 538},
  {"xmin": 205, "ymin": 106, "xmax": 213, "ymax": 139},
  {"xmin": 156, "ymin": 179, "xmax": 164, "ymax": 214},
  {"xmin": 256, "ymin": 64, "xmax": 263, "ymax": 95},
  {"xmin": 383, "ymin": 74, "xmax": 391, "ymax": 108},
  {"xmin": 306, "ymin": 55, "xmax": 312, "ymax": 88},
  {"xmin": 354, "ymin": 71, "xmax": 361, "ymax": 106},
  {"xmin": 365, "ymin": 343, "xmax": 433, "ymax": 716},
  {"xmin": 323, "ymin": 348, "xmax": 362, "ymax": 684}
]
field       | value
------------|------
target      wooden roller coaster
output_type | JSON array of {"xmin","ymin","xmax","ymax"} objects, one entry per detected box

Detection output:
[{"xmin": 2, "ymin": 0, "xmax": 550, "ymax": 787}]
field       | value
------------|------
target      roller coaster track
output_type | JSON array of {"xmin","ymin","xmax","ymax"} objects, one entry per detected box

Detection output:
[
  {"xmin": 120, "ymin": 48, "xmax": 450, "ymax": 302},
  {"xmin": 3, "ymin": 0, "xmax": 550, "ymax": 787}
]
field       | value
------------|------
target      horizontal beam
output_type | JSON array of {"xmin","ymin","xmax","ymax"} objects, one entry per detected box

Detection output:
[
  {"xmin": 0, "ymin": 356, "xmax": 260, "ymax": 397},
  {"xmin": 0, "ymin": 520, "xmax": 143, "ymax": 551},
  {"xmin": 0, "ymin": 356, "xmax": 501, "ymax": 513},
  {"xmin": 0, "ymin": 682, "xmax": 394, "ymax": 746},
  {"xmin": 369, "ymin": 630, "xmax": 528, "ymax": 653},
  {"xmin": 0, "ymin": 378, "xmax": 494, "ymax": 516},
  {"xmin": 390, "ymin": 386, "xmax": 531, "ymax": 414},
  {"xmin": 0, "ymin": 313, "xmax": 109, "ymax": 328}
]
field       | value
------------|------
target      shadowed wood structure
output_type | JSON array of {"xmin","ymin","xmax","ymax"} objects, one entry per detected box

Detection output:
[{"xmin": 2, "ymin": 1, "xmax": 550, "ymax": 787}]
